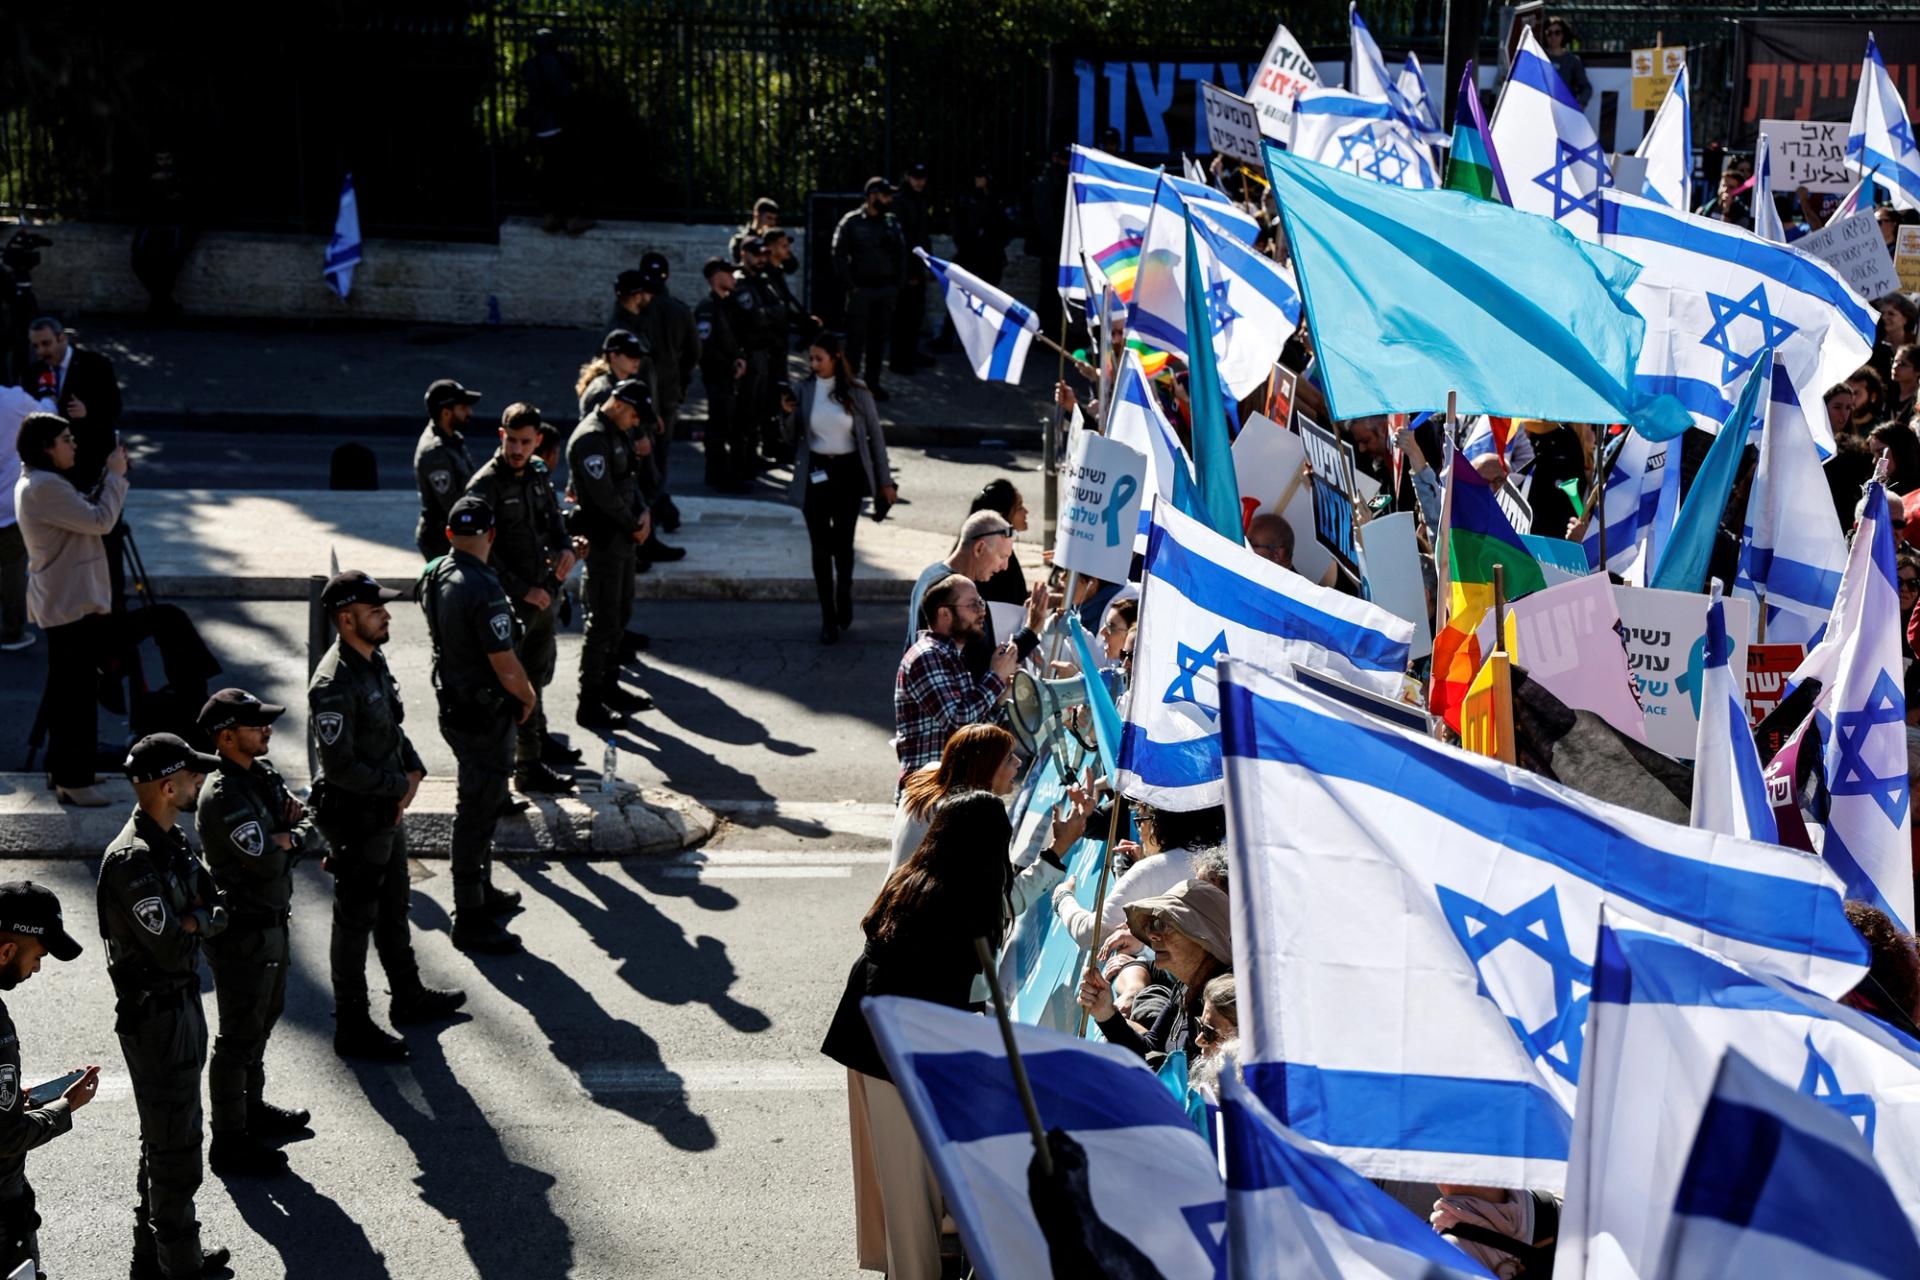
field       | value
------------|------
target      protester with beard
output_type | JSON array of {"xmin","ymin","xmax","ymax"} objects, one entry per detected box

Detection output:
[
  {"xmin": 892, "ymin": 574, "xmax": 1017, "ymax": 787},
  {"xmin": 0, "ymin": 881, "xmax": 97, "ymax": 1280}
]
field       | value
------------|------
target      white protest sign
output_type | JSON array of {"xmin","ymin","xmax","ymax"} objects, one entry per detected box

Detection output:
[
  {"xmin": 1612, "ymin": 585, "xmax": 1750, "ymax": 760},
  {"xmin": 1794, "ymin": 208, "xmax": 1904, "ymax": 302},
  {"xmin": 1053, "ymin": 429, "xmax": 1147, "ymax": 584},
  {"xmin": 1761, "ymin": 118, "xmax": 1852, "ymax": 195},
  {"xmin": 1247, "ymin": 23, "xmax": 1321, "ymax": 140},
  {"xmin": 1231, "ymin": 411, "xmax": 1379, "ymax": 588},
  {"xmin": 1200, "ymin": 83, "xmax": 1264, "ymax": 168},
  {"xmin": 1359, "ymin": 511, "xmax": 1431, "ymax": 660}
]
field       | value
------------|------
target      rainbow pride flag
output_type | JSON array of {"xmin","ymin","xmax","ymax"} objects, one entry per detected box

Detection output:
[
  {"xmin": 1443, "ymin": 60, "xmax": 1510, "ymax": 204},
  {"xmin": 1091, "ymin": 232, "xmax": 1144, "ymax": 304},
  {"xmin": 1430, "ymin": 462, "xmax": 1545, "ymax": 728}
]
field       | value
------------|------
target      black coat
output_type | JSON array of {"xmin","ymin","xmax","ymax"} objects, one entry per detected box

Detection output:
[
  {"xmin": 822, "ymin": 915, "xmax": 992, "ymax": 1081},
  {"xmin": 39, "ymin": 347, "xmax": 122, "ymax": 491}
]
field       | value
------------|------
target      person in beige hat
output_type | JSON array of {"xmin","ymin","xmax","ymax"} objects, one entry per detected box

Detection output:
[{"xmin": 1077, "ymin": 878, "xmax": 1231, "ymax": 1066}]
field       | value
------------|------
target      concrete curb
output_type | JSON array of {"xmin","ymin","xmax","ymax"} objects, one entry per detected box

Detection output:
[{"xmin": 0, "ymin": 776, "xmax": 717, "ymax": 859}]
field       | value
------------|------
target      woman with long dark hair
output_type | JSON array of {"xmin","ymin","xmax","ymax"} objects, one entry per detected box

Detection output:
[
  {"xmin": 889, "ymin": 723, "xmax": 1019, "ymax": 868},
  {"xmin": 781, "ymin": 333, "xmax": 896, "ymax": 644}
]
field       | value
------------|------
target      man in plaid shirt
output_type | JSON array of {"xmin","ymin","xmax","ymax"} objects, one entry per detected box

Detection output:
[{"xmin": 894, "ymin": 573, "xmax": 1017, "ymax": 788}]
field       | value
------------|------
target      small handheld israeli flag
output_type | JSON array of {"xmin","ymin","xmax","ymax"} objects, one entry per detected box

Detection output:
[
  {"xmin": 324, "ymin": 172, "xmax": 362, "ymax": 300},
  {"xmin": 1847, "ymin": 32, "xmax": 1920, "ymax": 212},
  {"xmin": 916, "ymin": 248, "xmax": 1039, "ymax": 384}
]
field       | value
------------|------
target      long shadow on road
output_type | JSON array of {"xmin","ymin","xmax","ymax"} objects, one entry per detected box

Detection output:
[{"xmin": 225, "ymin": 1168, "xmax": 390, "ymax": 1280}]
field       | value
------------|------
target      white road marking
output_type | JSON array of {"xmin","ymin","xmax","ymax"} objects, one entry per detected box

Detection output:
[
  {"xmin": 576, "ymin": 1061, "xmax": 843, "ymax": 1093},
  {"xmin": 654, "ymin": 866, "xmax": 852, "ymax": 880}
]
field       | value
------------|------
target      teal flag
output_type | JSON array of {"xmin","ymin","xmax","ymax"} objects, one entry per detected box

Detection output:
[
  {"xmin": 1262, "ymin": 143, "xmax": 1689, "ymax": 436},
  {"xmin": 1651, "ymin": 349, "xmax": 1773, "ymax": 594},
  {"xmin": 1065, "ymin": 612, "xmax": 1122, "ymax": 781},
  {"xmin": 1183, "ymin": 217, "xmax": 1244, "ymax": 542}
]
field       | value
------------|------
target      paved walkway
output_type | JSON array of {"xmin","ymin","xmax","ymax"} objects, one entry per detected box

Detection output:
[{"xmin": 87, "ymin": 314, "xmax": 1063, "ymax": 445}]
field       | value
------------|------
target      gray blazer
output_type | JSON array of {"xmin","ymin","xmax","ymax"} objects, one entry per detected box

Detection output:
[{"xmin": 783, "ymin": 376, "xmax": 894, "ymax": 506}]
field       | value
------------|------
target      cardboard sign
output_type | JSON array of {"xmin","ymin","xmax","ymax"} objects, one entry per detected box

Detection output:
[
  {"xmin": 1200, "ymin": 82, "xmax": 1264, "ymax": 168},
  {"xmin": 1897, "ymin": 225, "xmax": 1920, "ymax": 294},
  {"xmin": 1474, "ymin": 573, "xmax": 1648, "ymax": 742},
  {"xmin": 1761, "ymin": 119, "xmax": 1851, "ymax": 195},
  {"xmin": 1297, "ymin": 415, "xmax": 1361, "ymax": 582},
  {"xmin": 1612, "ymin": 586, "xmax": 1751, "ymax": 760},
  {"xmin": 1264, "ymin": 362, "xmax": 1298, "ymax": 433},
  {"xmin": 1795, "ymin": 209, "xmax": 1901, "ymax": 301},
  {"xmin": 1246, "ymin": 23, "xmax": 1320, "ymax": 140},
  {"xmin": 1053, "ymin": 429, "xmax": 1148, "ymax": 584},
  {"xmin": 1630, "ymin": 45, "xmax": 1687, "ymax": 111},
  {"xmin": 1360, "ymin": 512, "xmax": 1432, "ymax": 660},
  {"xmin": 1744, "ymin": 641, "xmax": 1806, "ymax": 729}
]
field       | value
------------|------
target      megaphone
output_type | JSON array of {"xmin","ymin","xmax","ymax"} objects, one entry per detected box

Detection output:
[{"xmin": 1010, "ymin": 669, "xmax": 1092, "ymax": 758}]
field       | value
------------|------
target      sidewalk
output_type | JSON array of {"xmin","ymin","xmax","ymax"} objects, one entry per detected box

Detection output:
[
  {"xmin": 126, "ymin": 489, "xmax": 955, "ymax": 600},
  {"xmin": 87, "ymin": 315, "xmax": 1062, "ymax": 447}
]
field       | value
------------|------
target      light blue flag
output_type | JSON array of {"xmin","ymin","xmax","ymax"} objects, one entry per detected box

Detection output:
[
  {"xmin": 1787, "ymin": 477, "xmax": 1914, "ymax": 928},
  {"xmin": 1635, "ymin": 62, "xmax": 1694, "ymax": 210},
  {"xmin": 1847, "ymin": 33, "xmax": 1920, "ymax": 213},
  {"xmin": 861, "ymin": 996, "xmax": 1228, "ymax": 1279},
  {"xmin": 1064, "ymin": 612, "xmax": 1122, "ymax": 781},
  {"xmin": 1650, "ymin": 349, "xmax": 1772, "ymax": 594},
  {"xmin": 1263, "ymin": 143, "xmax": 1688, "ymax": 435},
  {"xmin": 915, "ymin": 248, "xmax": 1039, "ymax": 384},
  {"xmin": 1691, "ymin": 589, "xmax": 1780, "ymax": 843},
  {"xmin": 324, "ymin": 172, "xmax": 361, "ymax": 299},
  {"xmin": 1183, "ymin": 218, "xmax": 1243, "ymax": 544},
  {"xmin": 1221, "ymin": 1068, "xmax": 1495, "ymax": 1279},
  {"xmin": 1658, "ymin": 1047, "xmax": 1920, "ymax": 1280},
  {"xmin": 1001, "ymin": 760, "xmax": 1109, "ymax": 1029}
]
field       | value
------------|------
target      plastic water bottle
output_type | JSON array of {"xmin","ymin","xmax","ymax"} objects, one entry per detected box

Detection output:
[{"xmin": 601, "ymin": 737, "xmax": 618, "ymax": 793}]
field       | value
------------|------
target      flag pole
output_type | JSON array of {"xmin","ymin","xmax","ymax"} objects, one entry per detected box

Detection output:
[
  {"xmin": 1072, "ymin": 793, "xmax": 1130, "ymax": 1040},
  {"xmin": 1594, "ymin": 426, "xmax": 1609, "ymax": 571},
  {"xmin": 973, "ymin": 936, "xmax": 1053, "ymax": 1176},
  {"xmin": 1492, "ymin": 562, "xmax": 1508, "ymax": 645},
  {"xmin": 1433, "ymin": 391, "xmax": 1459, "ymax": 638},
  {"xmin": 1044, "ymin": 309, "xmax": 1068, "ymax": 549}
]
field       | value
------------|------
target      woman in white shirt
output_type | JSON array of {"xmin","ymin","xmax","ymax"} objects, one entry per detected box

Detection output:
[{"xmin": 781, "ymin": 333, "xmax": 897, "ymax": 643}]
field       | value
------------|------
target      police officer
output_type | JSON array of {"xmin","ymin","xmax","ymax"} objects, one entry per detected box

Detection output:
[
  {"xmin": 632, "ymin": 255, "xmax": 702, "ymax": 521},
  {"xmin": 891, "ymin": 161, "xmax": 933, "ymax": 375},
  {"xmin": 569, "ymin": 379, "xmax": 655, "ymax": 729},
  {"xmin": 579, "ymin": 329, "xmax": 684, "ymax": 567},
  {"xmin": 193, "ymin": 688, "xmax": 311, "ymax": 1180},
  {"xmin": 695, "ymin": 258, "xmax": 750, "ymax": 494},
  {"xmin": 727, "ymin": 238, "xmax": 785, "ymax": 468},
  {"xmin": 0, "ymin": 882, "xmax": 97, "ymax": 1280},
  {"xmin": 99, "ymin": 734, "xmax": 230, "ymax": 1280},
  {"xmin": 831, "ymin": 176, "xmax": 907, "ymax": 398},
  {"xmin": 466, "ymin": 405, "xmax": 578, "ymax": 795},
  {"xmin": 309, "ymin": 571, "xmax": 466, "ymax": 1064},
  {"xmin": 762, "ymin": 229, "xmax": 820, "ymax": 345},
  {"xmin": 414, "ymin": 378, "xmax": 482, "ymax": 560},
  {"xmin": 420, "ymin": 495, "xmax": 538, "ymax": 955}
]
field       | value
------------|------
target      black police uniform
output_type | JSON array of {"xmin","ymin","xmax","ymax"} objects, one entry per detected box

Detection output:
[
  {"xmin": 695, "ymin": 287, "xmax": 745, "ymax": 488},
  {"xmin": 99, "ymin": 802, "xmax": 225, "ymax": 1279},
  {"xmin": 308, "ymin": 617, "xmax": 431, "ymax": 1028},
  {"xmin": 891, "ymin": 181, "xmax": 932, "ymax": 372},
  {"xmin": 195, "ymin": 744, "xmax": 305, "ymax": 1146},
  {"xmin": 420, "ymin": 542, "xmax": 521, "ymax": 923},
  {"xmin": 413, "ymin": 422, "xmax": 476, "ymax": 561},
  {"xmin": 832, "ymin": 204, "xmax": 907, "ymax": 387},
  {"xmin": 465, "ymin": 452, "xmax": 568, "ymax": 775},
  {"xmin": 725, "ymin": 270, "xmax": 782, "ymax": 468},
  {"xmin": 636, "ymin": 287, "xmax": 702, "ymax": 487},
  {"xmin": 0, "ymin": 883, "xmax": 85, "ymax": 1280},
  {"xmin": 567, "ymin": 403, "xmax": 647, "ymax": 708}
]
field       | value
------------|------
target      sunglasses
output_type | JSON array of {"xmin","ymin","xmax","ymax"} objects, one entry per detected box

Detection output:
[{"xmin": 1195, "ymin": 1023, "xmax": 1221, "ymax": 1046}]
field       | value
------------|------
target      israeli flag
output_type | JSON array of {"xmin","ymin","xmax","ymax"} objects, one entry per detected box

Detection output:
[
  {"xmin": 1128, "ymin": 180, "xmax": 1303, "ymax": 401},
  {"xmin": 861, "ymin": 995, "xmax": 1227, "ymax": 1279},
  {"xmin": 1220, "ymin": 1068, "xmax": 1495, "ymax": 1280},
  {"xmin": 916, "ymin": 248, "xmax": 1039, "ymax": 385},
  {"xmin": 1596, "ymin": 188, "xmax": 1875, "ymax": 459},
  {"xmin": 1752, "ymin": 130, "xmax": 1787, "ymax": 243},
  {"xmin": 1347, "ymin": 3, "xmax": 1396, "ymax": 103},
  {"xmin": 1658, "ymin": 1047, "xmax": 1920, "ymax": 1280},
  {"xmin": 1119, "ymin": 502, "xmax": 1414, "ymax": 811},
  {"xmin": 1395, "ymin": 52, "xmax": 1448, "ymax": 146},
  {"xmin": 1059, "ymin": 145, "xmax": 1259, "ymax": 301},
  {"xmin": 1787, "ymin": 477, "xmax": 1914, "ymax": 928},
  {"xmin": 1582, "ymin": 431, "xmax": 1666, "ymax": 575},
  {"xmin": 1289, "ymin": 89, "xmax": 1438, "ymax": 190},
  {"xmin": 1106, "ymin": 350, "xmax": 1201, "ymax": 553},
  {"xmin": 1559, "ymin": 918, "xmax": 1917, "ymax": 1279},
  {"xmin": 1847, "ymin": 33, "xmax": 1920, "ymax": 213},
  {"xmin": 1490, "ymin": 27, "xmax": 1611, "ymax": 237},
  {"xmin": 324, "ymin": 172, "xmax": 361, "ymax": 299},
  {"xmin": 1691, "ymin": 589, "xmax": 1779, "ymax": 842},
  {"xmin": 1733, "ymin": 347, "xmax": 1847, "ymax": 644},
  {"xmin": 1217, "ymin": 657, "xmax": 1867, "ymax": 1190},
  {"xmin": 1635, "ymin": 62, "xmax": 1693, "ymax": 211},
  {"xmin": 1834, "ymin": 171, "xmax": 1872, "ymax": 220}
]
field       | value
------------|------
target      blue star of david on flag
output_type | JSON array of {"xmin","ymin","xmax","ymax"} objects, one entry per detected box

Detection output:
[
  {"xmin": 1335, "ymin": 124, "xmax": 1381, "ymax": 171},
  {"xmin": 1830, "ymin": 669, "xmax": 1911, "ymax": 826},
  {"xmin": 1363, "ymin": 140, "xmax": 1412, "ymax": 187},
  {"xmin": 1437, "ymin": 884, "xmax": 1592, "ymax": 1084},
  {"xmin": 1799, "ymin": 1034, "xmax": 1877, "ymax": 1145},
  {"xmin": 1891, "ymin": 117, "xmax": 1919, "ymax": 159},
  {"xmin": 1203, "ymin": 277, "xmax": 1239, "ymax": 333},
  {"xmin": 1699, "ymin": 284, "xmax": 1799, "ymax": 385},
  {"xmin": 1532, "ymin": 139, "xmax": 1608, "ymax": 221},
  {"xmin": 962, "ymin": 289, "xmax": 989, "ymax": 319},
  {"xmin": 1163, "ymin": 631, "xmax": 1230, "ymax": 719}
]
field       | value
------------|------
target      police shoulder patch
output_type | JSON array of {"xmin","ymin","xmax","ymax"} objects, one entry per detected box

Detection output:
[
  {"xmin": 490, "ymin": 612, "xmax": 512, "ymax": 643},
  {"xmin": 582, "ymin": 453, "xmax": 607, "ymax": 480},
  {"xmin": 429, "ymin": 469, "xmax": 452, "ymax": 495},
  {"xmin": 696, "ymin": 320, "xmax": 712, "ymax": 341},
  {"xmin": 231, "ymin": 819, "xmax": 266, "ymax": 858},
  {"xmin": 0, "ymin": 1066, "xmax": 16, "ymax": 1112},
  {"xmin": 315, "ymin": 712, "xmax": 345, "ymax": 745},
  {"xmin": 133, "ymin": 897, "xmax": 166, "ymax": 936}
]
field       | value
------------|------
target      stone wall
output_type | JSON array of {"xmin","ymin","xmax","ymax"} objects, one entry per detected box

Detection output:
[{"xmin": 29, "ymin": 218, "xmax": 1040, "ymax": 330}]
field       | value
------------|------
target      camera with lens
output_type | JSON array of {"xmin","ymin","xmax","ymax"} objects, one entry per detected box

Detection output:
[{"xmin": 1, "ymin": 230, "xmax": 51, "ymax": 280}]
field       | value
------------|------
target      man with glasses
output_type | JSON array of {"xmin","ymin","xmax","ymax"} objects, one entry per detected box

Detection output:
[
  {"xmin": 893, "ymin": 573, "xmax": 1018, "ymax": 791},
  {"xmin": 903, "ymin": 509, "xmax": 1027, "ymax": 651}
]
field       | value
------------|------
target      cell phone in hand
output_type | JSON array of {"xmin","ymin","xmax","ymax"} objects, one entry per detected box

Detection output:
[{"xmin": 27, "ymin": 1070, "xmax": 84, "ymax": 1104}]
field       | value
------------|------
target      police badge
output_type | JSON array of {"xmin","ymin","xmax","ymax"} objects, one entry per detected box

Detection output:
[
  {"xmin": 583, "ymin": 454, "xmax": 607, "ymax": 480},
  {"xmin": 0, "ymin": 1066, "xmax": 17, "ymax": 1111},
  {"xmin": 232, "ymin": 820, "xmax": 266, "ymax": 858},
  {"xmin": 133, "ymin": 897, "xmax": 167, "ymax": 936},
  {"xmin": 429, "ymin": 470, "xmax": 452, "ymax": 495},
  {"xmin": 315, "ymin": 712, "xmax": 344, "ymax": 745},
  {"xmin": 491, "ymin": 613, "xmax": 512, "ymax": 643}
]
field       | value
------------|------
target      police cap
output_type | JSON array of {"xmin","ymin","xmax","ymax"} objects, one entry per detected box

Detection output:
[
  {"xmin": 602, "ymin": 328, "xmax": 645, "ymax": 358},
  {"xmin": 0, "ymin": 882, "xmax": 81, "ymax": 961},
  {"xmin": 864, "ymin": 176, "xmax": 895, "ymax": 196},
  {"xmin": 124, "ymin": 733, "xmax": 222, "ymax": 786},
  {"xmin": 614, "ymin": 268, "xmax": 651, "ymax": 296},
  {"xmin": 609, "ymin": 379, "xmax": 654, "ymax": 413},
  {"xmin": 447, "ymin": 494, "xmax": 496, "ymax": 536},
  {"xmin": 199, "ymin": 688, "xmax": 288, "ymax": 735},
  {"xmin": 701, "ymin": 257, "xmax": 734, "ymax": 281},
  {"xmin": 425, "ymin": 379, "xmax": 482, "ymax": 415},
  {"xmin": 320, "ymin": 570, "xmax": 405, "ymax": 613}
]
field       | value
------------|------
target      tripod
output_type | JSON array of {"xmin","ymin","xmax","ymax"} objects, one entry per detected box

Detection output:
[{"xmin": 22, "ymin": 524, "xmax": 156, "ymax": 776}]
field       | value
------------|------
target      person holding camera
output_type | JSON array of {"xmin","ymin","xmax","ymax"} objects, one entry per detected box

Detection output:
[
  {"xmin": 420, "ymin": 495, "xmax": 536, "ymax": 958},
  {"xmin": 780, "ymin": 333, "xmax": 896, "ymax": 644},
  {"xmin": 308, "ymin": 571, "xmax": 466, "ymax": 1065}
]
